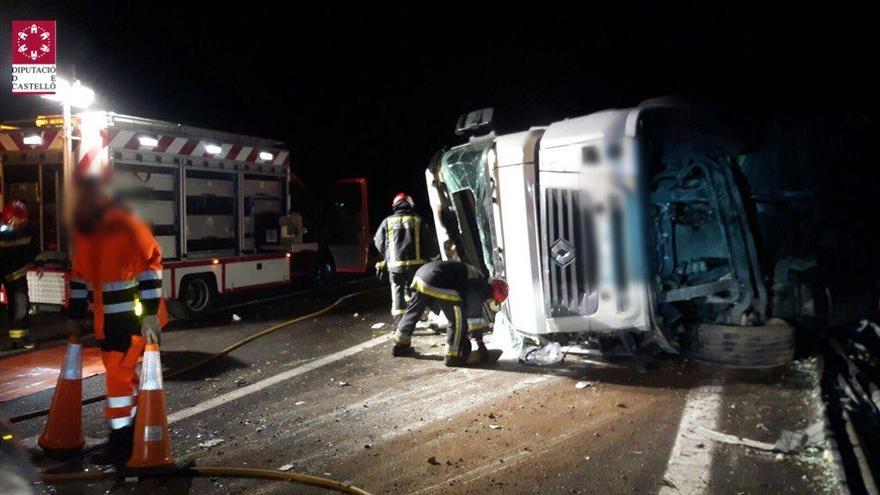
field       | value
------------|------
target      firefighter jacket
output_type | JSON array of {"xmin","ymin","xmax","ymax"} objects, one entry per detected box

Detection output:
[
  {"xmin": 0, "ymin": 225, "xmax": 37, "ymax": 283},
  {"xmin": 68, "ymin": 206, "xmax": 167, "ymax": 351},
  {"xmin": 373, "ymin": 205, "xmax": 435, "ymax": 273},
  {"xmin": 410, "ymin": 260, "xmax": 492, "ymax": 331}
]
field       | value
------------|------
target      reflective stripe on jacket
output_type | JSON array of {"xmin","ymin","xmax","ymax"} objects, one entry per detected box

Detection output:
[
  {"xmin": 0, "ymin": 228, "xmax": 36, "ymax": 282},
  {"xmin": 69, "ymin": 206, "xmax": 167, "ymax": 341},
  {"xmin": 409, "ymin": 261, "xmax": 492, "ymax": 324},
  {"xmin": 373, "ymin": 208, "xmax": 434, "ymax": 271}
]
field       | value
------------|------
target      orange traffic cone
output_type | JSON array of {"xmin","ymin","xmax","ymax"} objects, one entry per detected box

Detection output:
[
  {"xmin": 126, "ymin": 343, "xmax": 174, "ymax": 470},
  {"xmin": 38, "ymin": 337, "xmax": 85, "ymax": 455}
]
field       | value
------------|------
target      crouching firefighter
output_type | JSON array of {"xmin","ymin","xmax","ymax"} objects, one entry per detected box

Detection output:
[
  {"xmin": 0, "ymin": 201, "xmax": 37, "ymax": 351},
  {"xmin": 392, "ymin": 260, "xmax": 508, "ymax": 366},
  {"xmin": 67, "ymin": 176, "xmax": 167, "ymax": 464},
  {"xmin": 374, "ymin": 193, "xmax": 435, "ymax": 325}
]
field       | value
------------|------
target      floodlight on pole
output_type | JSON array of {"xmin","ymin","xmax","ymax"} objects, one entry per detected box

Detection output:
[
  {"xmin": 40, "ymin": 77, "xmax": 96, "ymax": 257},
  {"xmin": 41, "ymin": 78, "xmax": 94, "ymax": 109}
]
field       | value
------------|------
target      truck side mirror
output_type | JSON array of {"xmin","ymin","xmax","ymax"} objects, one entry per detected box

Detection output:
[{"xmin": 455, "ymin": 108, "xmax": 494, "ymax": 136}]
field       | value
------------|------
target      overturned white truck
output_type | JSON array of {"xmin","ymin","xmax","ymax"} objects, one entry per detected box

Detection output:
[{"xmin": 426, "ymin": 100, "xmax": 866, "ymax": 367}]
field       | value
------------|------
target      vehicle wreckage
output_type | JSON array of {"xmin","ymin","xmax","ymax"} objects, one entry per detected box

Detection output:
[{"xmin": 425, "ymin": 99, "xmax": 873, "ymax": 367}]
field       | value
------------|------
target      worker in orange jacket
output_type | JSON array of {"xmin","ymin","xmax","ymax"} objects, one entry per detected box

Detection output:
[{"xmin": 68, "ymin": 177, "xmax": 167, "ymax": 464}]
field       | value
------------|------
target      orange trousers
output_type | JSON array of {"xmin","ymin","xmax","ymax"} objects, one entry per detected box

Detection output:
[{"xmin": 100, "ymin": 335, "xmax": 145, "ymax": 430}]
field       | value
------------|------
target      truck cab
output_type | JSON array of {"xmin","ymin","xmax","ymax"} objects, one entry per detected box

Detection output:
[{"xmin": 426, "ymin": 100, "xmax": 853, "ymax": 366}]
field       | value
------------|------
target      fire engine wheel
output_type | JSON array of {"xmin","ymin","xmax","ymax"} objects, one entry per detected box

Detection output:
[
  {"xmin": 179, "ymin": 275, "xmax": 217, "ymax": 318},
  {"xmin": 685, "ymin": 318, "xmax": 796, "ymax": 368}
]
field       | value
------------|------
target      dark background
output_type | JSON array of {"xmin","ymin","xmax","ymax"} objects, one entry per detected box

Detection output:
[{"xmin": 1, "ymin": 1, "xmax": 877, "ymax": 224}]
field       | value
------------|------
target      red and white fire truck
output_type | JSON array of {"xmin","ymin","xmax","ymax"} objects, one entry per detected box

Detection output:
[{"xmin": 0, "ymin": 112, "xmax": 370, "ymax": 317}]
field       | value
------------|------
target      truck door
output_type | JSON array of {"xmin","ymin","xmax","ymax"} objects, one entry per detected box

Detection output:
[{"xmin": 327, "ymin": 178, "xmax": 369, "ymax": 273}]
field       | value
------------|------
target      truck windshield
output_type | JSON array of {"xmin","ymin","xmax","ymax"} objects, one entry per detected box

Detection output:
[{"xmin": 440, "ymin": 141, "xmax": 496, "ymax": 276}]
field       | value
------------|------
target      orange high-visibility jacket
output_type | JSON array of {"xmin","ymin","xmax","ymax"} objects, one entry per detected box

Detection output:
[{"xmin": 68, "ymin": 206, "xmax": 167, "ymax": 350}]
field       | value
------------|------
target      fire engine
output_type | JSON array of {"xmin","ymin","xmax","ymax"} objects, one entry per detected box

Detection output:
[{"xmin": 0, "ymin": 112, "xmax": 370, "ymax": 317}]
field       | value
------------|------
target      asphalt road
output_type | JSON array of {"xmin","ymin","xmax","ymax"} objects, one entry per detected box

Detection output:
[{"xmin": 1, "ymin": 284, "xmax": 847, "ymax": 494}]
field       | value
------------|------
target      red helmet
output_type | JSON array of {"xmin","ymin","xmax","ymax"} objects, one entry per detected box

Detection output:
[
  {"xmin": 490, "ymin": 278, "xmax": 509, "ymax": 303},
  {"xmin": 392, "ymin": 193, "xmax": 414, "ymax": 208},
  {"xmin": 1, "ymin": 201, "xmax": 28, "ymax": 229}
]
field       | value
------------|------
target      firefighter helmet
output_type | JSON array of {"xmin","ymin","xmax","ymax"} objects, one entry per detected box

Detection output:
[
  {"xmin": 1, "ymin": 201, "xmax": 28, "ymax": 229},
  {"xmin": 392, "ymin": 193, "xmax": 414, "ymax": 209},
  {"xmin": 490, "ymin": 278, "xmax": 509, "ymax": 303}
]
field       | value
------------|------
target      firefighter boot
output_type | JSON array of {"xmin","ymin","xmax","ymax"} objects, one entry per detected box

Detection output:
[
  {"xmin": 91, "ymin": 426, "xmax": 134, "ymax": 467},
  {"xmin": 391, "ymin": 328, "xmax": 416, "ymax": 357},
  {"xmin": 10, "ymin": 332, "xmax": 34, "ymax": 350},
  {"xmin": 0, "ymin": 335, "xmax": 13, "ymax": 352},
  {"xmin": 444, "ymin": 339, "xmax": 471, "ymax": 367},
  {"xmin": 392, "ymin": 344, "xmax": 416, "ymax": 357},
  {"xmin": 477, "ymin": 337, "xmax": 489, "ymax": 364}
]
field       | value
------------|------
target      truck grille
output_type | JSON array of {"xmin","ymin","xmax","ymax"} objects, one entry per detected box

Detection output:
[{"xmin": 539, "ymin": 187, "xmax": 597, "ymax": 317}]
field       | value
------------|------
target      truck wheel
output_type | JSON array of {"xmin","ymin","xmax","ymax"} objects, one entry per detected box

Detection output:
[
  {"xmin": 178, "ymin": 275, "xmax": 217, "ymax": 318},
  {"xmin": 685, "ymin": 318, "xmax": 795, "ymax": 368}
]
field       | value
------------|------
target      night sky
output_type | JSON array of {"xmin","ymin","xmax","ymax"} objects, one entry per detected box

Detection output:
[{"xmin": 1, "ymin": 2, "xmax": 876, "ymax": 220}]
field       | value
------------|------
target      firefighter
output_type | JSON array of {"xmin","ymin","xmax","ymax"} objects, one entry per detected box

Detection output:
[
  {"xmin": 392, "ymin": 260, "xmax": 508, "ymax": 366},
  {"xmin": 0, "ymin": 201, "xmax": 37, "ymax": 351},
  {"xmin": 374, "ymin": 193, "xmax": 435, "ymax": 325},
  {"xmin": 67, "ymin": 176, "xmax": 167, "ymax": 464}
]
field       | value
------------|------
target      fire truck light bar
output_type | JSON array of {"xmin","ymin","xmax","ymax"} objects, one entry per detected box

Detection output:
[
  {"xmin": 259, "ymin": 151, "xmax": 274, "ymax": 161},
  {"xmin": 205, "ymin": 144, "xmax": 222, "ymax": 155}
]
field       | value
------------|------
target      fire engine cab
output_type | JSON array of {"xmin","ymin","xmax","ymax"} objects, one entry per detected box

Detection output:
[{"xmin": 0, "ymin": 112, "xmax": 367, "ymax": 317}]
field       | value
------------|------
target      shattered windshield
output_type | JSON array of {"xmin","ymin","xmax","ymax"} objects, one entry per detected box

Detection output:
[{"xmin": 440, "ymin": 141, "xmax": 497, "ymax": 277}]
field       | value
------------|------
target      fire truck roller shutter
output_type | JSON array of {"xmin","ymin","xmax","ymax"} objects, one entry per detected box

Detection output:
[
  {"xmin": 185, "ymin": 171, "xmax": 237, "ymax": 254},
  {"xmin": 112, "ymin": 163, "xmax": 179, "ymax": 259},
  {"xmin": 243, "ymin": 175, "xmax": 283, "ymax": 252}
]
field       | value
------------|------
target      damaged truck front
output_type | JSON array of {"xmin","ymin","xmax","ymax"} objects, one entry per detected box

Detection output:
[{"xmin": 427, "ymin": 100, "xmax": 859, "ymax": 367}]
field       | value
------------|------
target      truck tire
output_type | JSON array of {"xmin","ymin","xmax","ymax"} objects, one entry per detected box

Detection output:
[
  {"xmin": 177, "ymin": 275, "xmax": 217, "ymax": 318},
  {"xmin": 685, "ymin": 318, "xmax": 795, "ymax": 368}
]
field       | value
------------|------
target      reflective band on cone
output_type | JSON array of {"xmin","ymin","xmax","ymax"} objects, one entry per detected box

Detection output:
[
  {"xmin": 38, "ymin": 338, "xmax": 85, "ymax": 455},
  {"xmin": 61, "ymin": 343, "xmax": 83, "ymax": 380},
  {"xmin": 127, "ymin": 343, "xmax": 174, "ymax": 470}
]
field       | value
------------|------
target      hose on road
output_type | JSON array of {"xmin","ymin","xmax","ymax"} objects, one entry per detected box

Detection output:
[
  {"xmin": 9, "ymin": 286, "xmax": 383, "ymax": 424},
  {"xmin": 40, "ymin": 466, "xmax": 373, "ymax": 494},
  {"xmin": 18, "ymin": 286, "xmax": 384, "ymax": 493}
]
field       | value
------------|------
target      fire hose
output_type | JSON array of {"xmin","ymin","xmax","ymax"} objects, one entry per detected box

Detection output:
[
  {"xmin": 9, "ymin": 287, "xmax": 384, "ymax": 494},
  {"xmin": 9, "ymin": 287, "xmax": 382, "ymax": 423},
  {"xmin": 40, "ymin": 467, "xmax": 373, "ymax": 494}
]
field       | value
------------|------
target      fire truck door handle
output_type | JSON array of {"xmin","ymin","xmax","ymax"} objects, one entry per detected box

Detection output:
[{"xmin": 257, "ymin": 263, "xmax": 263, "ymax": 270}]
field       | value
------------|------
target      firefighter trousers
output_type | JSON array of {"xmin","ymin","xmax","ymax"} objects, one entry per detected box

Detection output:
[
  {"xmin": 4, "ymin": 277, "xmax": 30, "ymax": 344},
  {"xmin": 100, "ymin": 334, "xmax": 146, "ymax": 431},
  {"xmin": 389, "ymin": 268, "xmax": 417, "ymax": 325},
  {"xmin": 394, "ymin": 292, "xmax": 471, "ymax": 365}
]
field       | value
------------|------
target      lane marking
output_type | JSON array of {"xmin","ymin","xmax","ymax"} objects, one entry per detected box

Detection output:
[
  {"xmin": 167, "ymin": 334, "xmax": 389, "ymax": 424},
  {"xmin": 659, "ymin": 385, "xmax": 723, "ymax": 495}
]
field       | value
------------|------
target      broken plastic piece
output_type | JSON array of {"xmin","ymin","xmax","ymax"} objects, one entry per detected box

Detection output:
[
  {"xmin": 520, "ymin": 342, "xmax": 563, "ymax": 366},
  {"xmin": 198, "ymin": 438, "xmax": 225, "ymax": 448}
]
